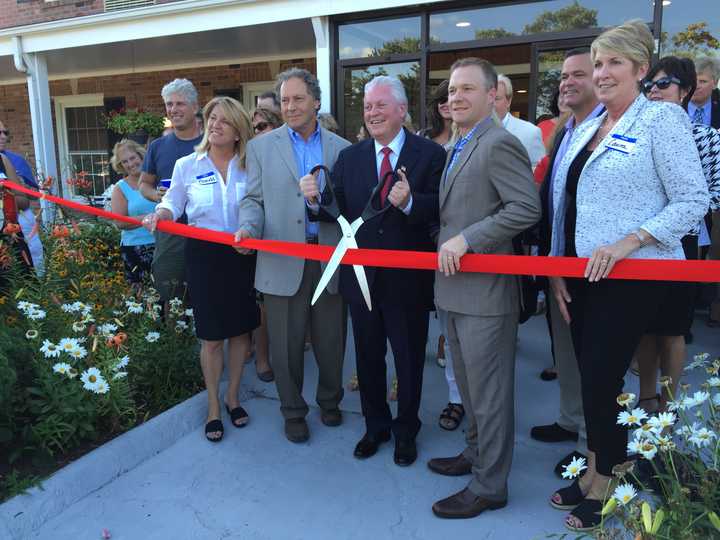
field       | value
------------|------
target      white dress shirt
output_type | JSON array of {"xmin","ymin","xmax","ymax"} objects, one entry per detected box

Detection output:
[
  {"xmin": 157, "ymin": 152, "xmax": 247, "ymax": 233},
  {"xmin": 374, "ymin": 128, "xmax": 412, "ymax": 214}
]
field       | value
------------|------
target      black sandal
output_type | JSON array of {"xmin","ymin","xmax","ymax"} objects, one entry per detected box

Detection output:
[
  {"xmin": 205, "ymin": 419, "xmax": 224, "ymax": 442},
  {"xmin": 439, "ymin": 403, "xmax": 465, "ymax": 431},
  {"xmin": 638, "ymin": 393, "xmax": 661, "ymax": 414},
  {"xmin": 550, "ymin": 478, "xmax": 586, "ymax": 510},
  {"xmin": 565, "ymin": 498, "xmax": 603, "ymax": 532},
  {"xmin": 226, "ymin": 405, "xmax": 249, "ymax": 428}
]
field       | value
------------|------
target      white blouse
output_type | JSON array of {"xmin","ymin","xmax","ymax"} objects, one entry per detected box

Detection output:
[{"xmin": 157, "ymin": 152, "xmax": 248, "ymax": 234}]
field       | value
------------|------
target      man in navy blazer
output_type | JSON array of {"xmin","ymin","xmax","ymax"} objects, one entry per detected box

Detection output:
[{"xmin": 304, "ymin": 75, "xmax": 445, "ymax": 465}]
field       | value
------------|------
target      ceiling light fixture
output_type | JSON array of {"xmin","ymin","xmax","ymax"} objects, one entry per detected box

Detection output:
[
  {"xmin": 516, "ymin": 89, "xmax": 528, "ymax": 94},
  {"xmin": 456, "ymin": 21, "xmax": 471, "ymax": 28},
  {"xmin": 663, "ymin": 0, "xmax": 671, "ymax": 5}
]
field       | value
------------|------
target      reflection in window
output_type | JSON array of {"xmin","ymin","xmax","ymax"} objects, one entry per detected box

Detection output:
[
  {"xmin": 660, "ymin": 0, "xmax": 720, "ymax": 58},
  {"xmin": 536, "ymin": 50, "xmax": 568, "ymax": 120},
  {"xmin": 430, "ymin": 0, "xmax": 652, "ymax": 43},
  {"xmin": 338, "ymin": 17, "xmax": 421, "ymax": 59},
  {"xmin": 342, "ymin": 62, "xmax": 420, "ymax": 141}
]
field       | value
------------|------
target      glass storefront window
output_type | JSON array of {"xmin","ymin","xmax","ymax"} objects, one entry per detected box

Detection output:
[
  {"xmin": 338, "ymin": 17, "xmax": 421, "ymax": 59},
  {"xmin": 430, "ymin": 0, "xmax": 653, "ymax": 44},
  {"xmin": 342, "ymin": 62, "xmax": 421, "ymax": 141},
  {"xmin": 660, "ymin": 0, "xmax": 720, "ymax": 59}
]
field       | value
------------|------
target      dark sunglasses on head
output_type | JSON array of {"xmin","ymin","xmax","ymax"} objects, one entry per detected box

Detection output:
[
  {"xmin": 0, "ymin": 130, "xmax": 9, "ymax": 136},
  {"xmin": 253, "ymin": 122, "xmax": 269, "ymax": 133},
  {"xmin": 642, "ymin": 76, "xmax": 682, "ymax": 93}
]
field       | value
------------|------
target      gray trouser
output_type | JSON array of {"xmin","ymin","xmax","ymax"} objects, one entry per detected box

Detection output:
[
  {"xmin": 549, "ymin": 294, "xmax": 588, "ymax": 453},
  {"xmin": 447, "ymin": 311, "xmax": 517, "ymax": 502},
  {"xmin": 264, "ymin": 259, "xmax": 346, "ymax": 420}
]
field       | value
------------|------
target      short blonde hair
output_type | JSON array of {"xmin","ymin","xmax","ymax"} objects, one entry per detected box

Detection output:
[
  {"xmin": 497, "ymin": 74, "xmax": 513, "ymax": 99},
  {"xmin": 591, "ymin": 19, "xmax": 654, "ymax": 69},
  {"xmin": 110, "ymin": 139, "xmax": 146, "ymax": 175},
  {"xmin": 196, "ymin": 96, "xmax": 254, "ymax": 168}
]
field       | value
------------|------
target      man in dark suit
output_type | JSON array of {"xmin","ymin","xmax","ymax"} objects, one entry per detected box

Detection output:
[
  {"xmin": 302, "ymin": 75, "xmax": 445, "ymax": 466},
  {"xmin": 689, "ymin": 57, "xmax": 720, "ymax": 129}
]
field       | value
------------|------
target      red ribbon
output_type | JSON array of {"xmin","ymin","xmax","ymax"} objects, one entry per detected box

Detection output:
[{"xmin": 2, "ymin": 178, "xmax": 719, "ymax": 283}]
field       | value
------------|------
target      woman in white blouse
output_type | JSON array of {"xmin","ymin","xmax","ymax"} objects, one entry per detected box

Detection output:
[
  {"xmin": 144, "ymin": 96, "xmax": 260, "ymax": 443},
  {"xmin": 547, "ymin": 21, "xmax": 708, "ymax": 532}
]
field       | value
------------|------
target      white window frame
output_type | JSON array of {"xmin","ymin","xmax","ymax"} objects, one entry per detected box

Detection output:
[
  {"xmin": 54, "ymin": 93, "xmax": 105, "ymax": 200},
  {"xmin": 243, "ymin": 82, "xmax": 276, "ymax": 110}
]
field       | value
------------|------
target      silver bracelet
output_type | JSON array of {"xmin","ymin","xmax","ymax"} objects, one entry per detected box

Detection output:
[{"xmin": 631, "ymin": 230, "xmax": 649, "ymax": 248}]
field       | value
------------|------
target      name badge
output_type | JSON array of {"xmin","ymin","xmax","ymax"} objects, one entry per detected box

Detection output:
[
  {"xmin": 196, "ymin": 171, "xmax": 218, "ymax": 185},
  {"xmin": 605, "ymin": 134, "xmax": 637, "ymax": 155}
]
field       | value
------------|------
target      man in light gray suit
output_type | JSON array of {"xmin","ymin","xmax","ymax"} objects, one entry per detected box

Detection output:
[
  {"xmin": 428, "ymin": 57, "xmax": 541, "ymax": 519},
  {"xmin": 236, "ymin": 68, "xmax": 350, "ymax": 443}
]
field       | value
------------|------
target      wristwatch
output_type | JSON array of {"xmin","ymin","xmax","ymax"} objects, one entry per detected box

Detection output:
[{"xmin": 631, "ymin": 229, "xmax": 651, "ymax": 248}]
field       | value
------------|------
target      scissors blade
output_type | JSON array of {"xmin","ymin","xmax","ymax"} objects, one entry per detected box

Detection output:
[
  {"xmin": 348, "ymin": 217, "xmax": 372, "ymax": 311},
  {"xmin": 311, "ymin": 215, "xmax": 353, "ymax": 306}
]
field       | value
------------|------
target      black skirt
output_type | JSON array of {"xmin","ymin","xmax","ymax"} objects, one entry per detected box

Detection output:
[{"xmin": 185, "ymin": 238, "xmax": 259, "ymax": 341}]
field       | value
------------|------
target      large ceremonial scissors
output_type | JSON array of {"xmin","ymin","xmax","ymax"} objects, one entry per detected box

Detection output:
[{"xmin": 310, "ymin": 165, "xmax": 400, "ymax": 311}]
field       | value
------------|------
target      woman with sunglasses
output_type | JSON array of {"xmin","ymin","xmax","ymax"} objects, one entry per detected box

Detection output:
[
  {"xmin": 547, "ymin": 21, "xmax": 708, "ymax": 532},
  {"xmin": 251, "ymin": 107, "xmax": 282, "ymax": 136},
  {"xmin": 634, "ymin": 56, "xmax": 720, "ymax": 414}
]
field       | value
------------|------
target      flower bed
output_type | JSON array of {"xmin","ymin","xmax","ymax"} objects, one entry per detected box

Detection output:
[{"xmin": 0, "ymin": 218, "xmax": 202, "ymax": 502}]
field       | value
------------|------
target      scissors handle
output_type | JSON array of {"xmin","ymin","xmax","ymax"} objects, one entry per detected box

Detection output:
[
  {"xmin": 310, "ymin": 164, "xmax": 340, "ymax": 218},
  {"xmin": 366, "ymin": 169, "xmax": 400, "ymax": 217}
]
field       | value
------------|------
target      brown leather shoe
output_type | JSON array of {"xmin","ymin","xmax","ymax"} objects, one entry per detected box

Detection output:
[
  {"xmin": 432, "ymin": 488, "xmax": 507, "ymax": 519},
  {"xmin": 284, "ymin": 418, "xmax": 309, "ymax": 443},
  {"xmin": 320, "ymin": 408, "xmax": 342, "ymax": 427},
  {"xmin": 427, "ymin": 453, "xmax": 472, "ymax": 476}
]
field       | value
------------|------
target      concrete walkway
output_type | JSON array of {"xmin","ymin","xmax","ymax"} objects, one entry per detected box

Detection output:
[{"xmin": 28, "ymin": 312, "xmax": 720, "ymax": 540}]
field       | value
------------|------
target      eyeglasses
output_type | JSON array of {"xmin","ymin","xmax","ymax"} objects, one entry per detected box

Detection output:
[
  {"xmin": 642, "ymin": 76, "xmax": 682, "ymax": 93},
  {"xmin": 0, "ymin": 130, "xmax": 9, "ymax": 136},
  {"xmin": 253, "ymin": 122, "xmax": 268, "ymax": 133}
]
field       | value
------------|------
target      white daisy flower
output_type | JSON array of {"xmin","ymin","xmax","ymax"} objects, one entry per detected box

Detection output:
[
  {"xmin": 175, "ymin": 320, "xmax": 188, "ymax": 333},
  {"xmin": 58, "ymin": 337, "xmax": 81, "ymax": 353},
  {"xmin": 69, "ymin": 347, "xmax": 88, "ymax": 360},
  {"xmin": 633, "ymin": 423, "xmax": 660, "ymax": 441},
  {"xmin": 97, "ymin": 323, "xmax": 118, "ymax": 336},
  {"xmin": 639, "ymin": 441, "xmax": 658, "ymax": 460},
  {"xmin": 18, "ymin": 300, "xmax": 34, "ymax": 312},
  {"xmin": 185, "ymin": 309, "xmax": 194, "ymax": 318},
  {"xmin": 689, "ymin": 428, "xmax": 717, "ymax": 448},
  {"xmin": 616, "ymin": 393, "xmax": 636, "ymax": 408},
  {"xmin": 80, "ymin": 367, "xmax": 105, "ymax": 391},
  {"xmin": 686, "ymin": 353, "xmax": 710, "ymax": 371},
  {"xmin": 684, "ymin": 391, "xmax": 710, "ymax": 409},
  {"xmin": 713, "ymin": 394, "xmax": 720, "ymax": 407},
  {"xmin": 656, "ymin": 434, "xmax": 675, "ymax": 451},
  {"xmin": 561, "ymin": 455, "xmax": 587, "ymax": 479},
  {"xmin": 125, "ymin": 300, "xmax": 143, "ymax": 314},
  {"xmin": 708, "ymin": 377, "xmax": 720, "ymax": 388},
  {"xmin": 27, "ymin": 308, "xmax": 46, "ymax": 320},
  {"xmin": 40, "ymin": 339, "xmax": 61, "ymax": 358},
  {"xmin": 628, "ymin": 440, "xmax": 643, "ymax": 454},
  {"xmin": 145, "ymin": 332, "xmax": 160, "ymax": 343},
  {"xmin": 115, "ymin": 355, "xmax": 130, "ymax": 370},
  {"xmin": 25, "ymin": 329, "xmax": 38, "ymax": 340},
  {"xmin": 667, "ymin": 399, "xmax": 686, "ymax": 412},
  {"xmin": 61, "ymin": 303, "xmax": 76, "ymax": 313},
  {"xmin": 112, "ymin": 371, "xmax": 128, "ymax": 380},
  {"xmin": 72, "ymin": 321, "xmax": 86, "ymax": 333},
  {"xmin": 94, "ymin": 380, "xmax": 110, "ymax": 394},
  {"xmin": 613, "ymin": 483, "xmax": 637, "ymax": 506},
  {"xmin": 617, "ymin": 408, "xmax": 648, "ymax": 427},
  {"xmin": 80, "ymin": 304, "xmax": 93, "ymax": 317},
  {"xmin": 647, "ymin": 412, "xmax": 676, "ymax": 431},
  {"xmin": 52, "ymin": 362, "xmax": 72, "ymax": 375},
  {"xmin": 169, "ymin": 298, "xmax": 183, "ymax": 309}
]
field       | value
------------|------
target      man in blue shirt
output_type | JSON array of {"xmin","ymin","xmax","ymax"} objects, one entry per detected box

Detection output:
[
  {"xmin": 689, "ymin": 57, "xmax": 720, "ymax": 129},
  {"xmin": 237, "ymin": 69, "xmax": 350, "ymax": 443}
]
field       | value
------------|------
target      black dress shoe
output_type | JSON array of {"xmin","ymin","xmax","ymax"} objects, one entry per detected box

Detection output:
[
  {"xmin": 284, "ymin": 418, "xmax": 309, "ymax": 443},
  {"xmin": 394, "ymin": 438, "xmax": 417, "ymax": 466},
  {"xmin": 554, "ymin": 450, "xmax": 587, "ymax": 478},
  {"xmin": 353, "ymin": 431, "xmax": 391, "ymax": 459},
  {"xmin": 432, "ymin": 488, "xmax": 507, "ymax": 519},
  {"xmin": 427, "ymin": 453, "xmax": 473, "ymax": 476},
  {"xmin": 320, "ymin": 408, "xmax": 342, "ymax": 427},
  {"xmin": 530, "ymin": 422, "xmax": 578, "ymax": 443}
]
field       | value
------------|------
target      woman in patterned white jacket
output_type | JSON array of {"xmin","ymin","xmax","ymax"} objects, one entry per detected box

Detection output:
[
  {"xmin": 635, "ymin": 55, "xmax": 720, "ymax": 418},
  {"xmin": 546, "ymin": 21, "xmax": 709, "ymax": 532}
]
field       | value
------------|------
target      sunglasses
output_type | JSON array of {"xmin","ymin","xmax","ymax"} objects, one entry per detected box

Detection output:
[
  {"xmin": 642, "ymin": 76, "xmax": 682, "ymax": 93},
  {"xmin": 253, "ymin": 122, "xmax": 269, "ymax": 133},
  {"xmin": 0, "ymin": 130, "xmax": 9, "ymax": 136}
]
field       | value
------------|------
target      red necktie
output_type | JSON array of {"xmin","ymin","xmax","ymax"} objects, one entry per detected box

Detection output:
[{"xmin": 379, "ymin": 147, "xmax": 393, "ymax": 206}]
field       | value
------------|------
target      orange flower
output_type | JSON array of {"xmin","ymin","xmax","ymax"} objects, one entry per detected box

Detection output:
[
  {"xmin": 2, "ymin": 223, "xmax": 21, "ymax": 235},
  {"xmin": 106, "ymin": 332, "xmax": 128, "ymax": 348},
  {"xmin": 51, "ymin": 225, "xmax": 71, "ymax": 238}
]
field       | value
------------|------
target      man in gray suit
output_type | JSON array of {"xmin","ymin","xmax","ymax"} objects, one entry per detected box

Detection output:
[
  {"xmin": 236, "ymin": 68, "xmax": 350, "ymax": 443},
  {"xmin": 428, "ymin": 57, "xmax": 541, "ymax": 519}
]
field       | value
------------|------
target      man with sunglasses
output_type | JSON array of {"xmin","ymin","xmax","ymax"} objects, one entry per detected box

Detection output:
[{"xmin": 532, "ymin": 48, "xmax": 604, "ymax": 478}]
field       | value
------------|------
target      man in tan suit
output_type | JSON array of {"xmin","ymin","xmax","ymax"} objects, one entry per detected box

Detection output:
[
  {"xmin": 428, "ymin": 57, "xmax": 541, "ymax": 519},
  {"xmin": 236, "ymin": 68, "xmax": 350, "ymax": 443}
]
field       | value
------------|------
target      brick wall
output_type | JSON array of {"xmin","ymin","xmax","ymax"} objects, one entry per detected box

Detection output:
[
  {"xmin": 0, "ymin": 58, "xmax": 316, "ymax": 172},
  {"xmin": 0, "ymin": 0, "xmax": 188, "ymax": 29}
]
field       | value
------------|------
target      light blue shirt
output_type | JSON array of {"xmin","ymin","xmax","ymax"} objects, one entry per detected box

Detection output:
[
  {"xmin": 373, "ymin": 128, "xmax": 412, "ymax": 214},
  {"xmin": 445, "ymin": 117, "xmax": 491, "ymax": 179},
  {"xmin": 289, "ymin": 123, "xmax": 323, "ymax": 239},
  {"xmin": 688, "ymin": 98, "xmax": 712, "ymax": 127},
  {"xmin": 116, "ymin": 179, "xmax": 157, "ymax": 246},
  {"xmin": 548, "ymin": 103, "xmax": 605, "ymax": 221}
]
